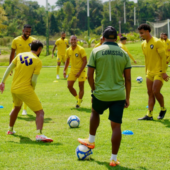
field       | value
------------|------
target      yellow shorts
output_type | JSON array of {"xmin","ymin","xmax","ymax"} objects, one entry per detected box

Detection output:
[
  {"xmin": 146, "ymin": 73, "xmax": 164, "ymax": 83},
  {"xmin": 57, "ymin": 55, "xmax": 66, "ymax": 63},
  {"xmin": 12, "ymin": 91, "xmax": 42, "ymax": 112},
  {"xmin": 67, "ymin": 70, "xmax": 87, "ymax": 82}
]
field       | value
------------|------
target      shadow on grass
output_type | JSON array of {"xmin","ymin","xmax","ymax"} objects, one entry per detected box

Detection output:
[
  {"xmin": 18, "ymin": 114, "xmax": 52, "ymax": 123},
  {"xmin": 154, "ymin": 119, "xmax": 170, "ymax": 128},
  {"xmin": 71, "ymin": 107, "xmax": 91, "ymax": 113},
  {"xmin": 8, "ymin": 134, "xmax": 62, "ymax": 146}
]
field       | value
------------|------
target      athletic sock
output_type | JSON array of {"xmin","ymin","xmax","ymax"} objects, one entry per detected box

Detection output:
[
  {"xmin": 37, "ymin": 130, "xmax": 42, "ymax": 135},
  {"xmin": 9, "ymin": 126, "xmax": 13, "ymax": 131},
  {"xmin": 147, "ymin": 110, "xmax": 153, "ymax": 117},
  {"xmin": 111, "ymin": 154, "xmax": 117, "ymax": 162},
  {"xmin": 23, "ymin": 103, "xmax": 27, "ymax": 110},
  {"xmin": 57, "ymin": 66, "xmax": 60, "ymax": 75},
  {"xmin": 161, "ymin": 107, "xmax": 166, "ymax": 111},
  {"xmin": 89, "ymin": 134, "xmax": 95, "ymax": 143},
  {"xmin": 75, "ymin": 95, "xmax": 78, "ymax": 101},
  {"xmin": 66, "ymin": 67, "xmax": 68, "ymax": 75},
  {"xmin": 78, "ymin": 98, "xmax": 82, "ymax": 106}
]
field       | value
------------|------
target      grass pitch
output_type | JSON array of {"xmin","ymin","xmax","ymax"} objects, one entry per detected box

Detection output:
[{"xmin": 0, "ymin": 67, "xmax": 170, "ymax": 170}]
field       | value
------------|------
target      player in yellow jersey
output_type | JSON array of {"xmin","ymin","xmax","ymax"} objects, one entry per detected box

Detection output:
[
  {"xmin": 160, "ymin": 33, "xmax": 165, "ymax": 44},
  {"xmin": 52, "ymin": 32, "xmax": 69, "ymax": 79},
  {"xmin": 10, "ymin": 24, "xmax": 36, "ymax": 116},
  {"xmin": 0, "ymin": 40, "xmax": 53, "ymax": 142},
  {"xmin": 138, "ymin": 24, "xmax": 169, "ymax": 120},
  {"xmin": 94, "ymin": 36, "xmax": 103, "ymax": 48},
  {"xmin": 118, "ymin": 37, "xmax": 137, "ymax": 64},
  {"xmin": 163, "ymin": 33, "xmax": 170, "ymax": 65},
  {"xmin": 63, "ymin": 35, "xmax": 87, "ymax": 108}
]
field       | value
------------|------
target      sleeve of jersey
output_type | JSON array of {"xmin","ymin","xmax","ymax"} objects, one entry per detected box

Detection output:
[
  {"xmin": 126, "ymin": 47, "xmax": 135, "ymax": 61},
  {"xmin": 12, "ymin": 55, "xmax": 18, "ymax": 65},
  {"xmin": 55, "ymin": 40, "xmax": 58, "ymax": 46},
  {"xmin": 33, "ymin": 60, "xmax": 42, "ymax": 75},
  {"xmin": 80, "ymin": 48, "xmax": 87, "ymax": 58},
  {"xmin": 87, "ymin": 51, "xmax": 95, "ymax": 68},
  {"xmin": 65, "ymin": 49, "xmax": 69, "ymax": 59},
  {"xmin": 125, "ymin": 54, "xmax": 132, "ymax": 69},
  {"xmin": 11, "ymin": 39, "xmax": 17, "ymax": 49}
]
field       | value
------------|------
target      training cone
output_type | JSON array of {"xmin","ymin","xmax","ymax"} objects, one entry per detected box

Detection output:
[
  {"xmin": 122, "ymin": 130, "xmax": 134, "ymax": 135},
  {"xmin": 0, "ymin": 105, "xmax": 4, "ymax": 109}
]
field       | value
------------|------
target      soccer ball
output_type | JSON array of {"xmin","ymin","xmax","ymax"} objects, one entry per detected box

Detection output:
[
  {"xmin": 136, "ymin": 76, "xmax": 143, "ymax": 83},
  {"xmin": 67, "ymin": 115, "xmax": 80, "ymax": 128},
  {"xmin": 76, "ymin": 145, "xmax": 93, "ymax": 160}
]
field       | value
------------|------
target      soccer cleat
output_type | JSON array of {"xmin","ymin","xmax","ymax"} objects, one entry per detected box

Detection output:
[
  {"xmin": 110, "ymin": 160, "xmax": 120, "ymax": 167},
  {"xmin": 22, "ymin": 110, "xmax": 27, "ymax": 115},
  {"xmin": 56, "ymin": 75, "xmax": 60, "ymax": 79},
  {"xmin": 7, "ymin": 130, "xmax": 16, "ymax": 135},
  {"xmin": 138, "ymin": 115, "xmax": 153, "ymax": 120},
  {"xmin": 36, "ymin": 134, "xmax": 53, "ymax": 143},
  {"xmin": 75, "ymin": 104, "xmax": 80, "ymax": 109},
  {"xmin": 157, "ymin": 110, "xmax": 167, "ymax": 119},
  {"xmin": 78, "ymin": 138, "xmax": 95, "ymax": 149}
]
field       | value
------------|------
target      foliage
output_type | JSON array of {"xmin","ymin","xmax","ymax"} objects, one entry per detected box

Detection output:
[
  {"xmin": 84, "ymin": 36, "xmax": 96, "ymax": 48},
  {"xmin": 77, "ymin": 40, "xmax": 84, "ymax": 47}
]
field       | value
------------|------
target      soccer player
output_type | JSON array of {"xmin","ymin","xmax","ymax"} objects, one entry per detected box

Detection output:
[
  {"xmin": 163, "ymin": 33, "xmax": 170, "ymax": 65},
  {"xmin": 63, "ymin": 35, "xmax": 87, "ymax": 108},
  {"xmin": 119, "ymin": 36, "xmax": 137, "ymax": 64},
  {"xmin": 138, "ymin": 24, "xmax": 169, "ymax": 120},
  {"xmin": 0, "ymin": 40, "xmax": 53, "ymax": 142},
  {"xmin": 10, "ymin": 24, "xmax": 36, "ymax": 116},
  {"xmin": 78, "ymin": 26, "xmax": 131, "ymax": 167},
  {"xmin": 160, "ymin": 33, "xmax": 165, "ymax": 42},
  {"xmin": 52, "ymin": 32, "xmax": 69, "ymax": 79},
  {"xmin": 94, "ymin": 36, "xmax": 103, "ymax": 48}
]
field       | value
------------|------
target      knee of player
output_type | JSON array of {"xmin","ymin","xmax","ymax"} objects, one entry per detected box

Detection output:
[
  {"xmin": 147, "ymin": 89, "xmax": 153, "ymax": 96},
  {"xmin": 152, "ymin": 89, "xmax": 160, "ymax": 96},
  {"xmin": 67, "ymin": 84, "xmax": 73, "ymax": 89}
]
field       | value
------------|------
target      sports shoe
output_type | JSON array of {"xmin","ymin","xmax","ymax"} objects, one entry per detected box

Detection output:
[
  {"xmin": 7, "ymin": 130, "xmax": 16, "ymax": 135},
  {"xmin": 157, "ymin": 110, "xmax": 167, "ymax": 119},
  {"xmin": 56, "ymin": 75, "xmax": 60, "ymax": 79},
  {"xmin": 138, "ymin": 115, "xmax": 153, "ymax": 120},
  {"xmin": 110, "ymin": 160, "xmax": 120, "ymax": 167},
  {"xmin": 22, "ymin": 110, "xmax": 27, "ymax": 115},
  {"xmin": 75, "ymin": 104, "xmax": 80, "ymax": 109},
  {"xmin": 36, "ymin": 134, "xmax": 53, "ymax": 143},
  {"xmin": 78, "ymin": 138, "xmax": 95, "ymax": 149},
  {"xmin": 66, "ymin": 75, "xmax": 68, "ymax": 78}
]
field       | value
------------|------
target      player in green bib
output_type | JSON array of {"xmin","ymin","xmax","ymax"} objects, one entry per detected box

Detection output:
[{"xmin": 78, "ymin": 26, "xmax": 132, "ymax": 167}]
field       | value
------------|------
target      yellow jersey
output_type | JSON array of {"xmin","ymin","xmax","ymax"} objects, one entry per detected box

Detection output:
[
  {"xmin": 11, "ymin": 52, "xmax": 42, "ymax": 93},
  {"xmin": 66, "ymin": 45, "xmax": 87, "ymax": 74},
  {"xmin": 94, "ymin": 43, "xmax": 101, "ymax": 48},
  {"xmin": 159, "ymin": 38, "xmax": 165, "ymax": 47},
  {"xmin": 141, "ymin": 37, "xmax": 166, "ymax": 74},
  {"xmin": 164, "ymin": 39, "xmax": 170, "ymax": 62},
  {"xmin": 118, "ymin": 42, "xmax": 135, "ymax": 62},
  {"xmin": 11, "ymin": 36, "xmax": 36, "ymax": 55},
  {"xmin": 55, "ymin": 38, "xmax": 69, "ymax": 56}
]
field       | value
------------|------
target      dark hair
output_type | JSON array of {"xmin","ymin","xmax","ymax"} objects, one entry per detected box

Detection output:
[
  {"xmin": 138, "ymin": 24, "xmax": 151, "ymax": 32},
  {"xmin": 31, "ymin": 40, "xmax": 43, "ymax": 51},
  {"xmin": 164, "ymin": 33, "xmax": 168, "ymax": 36},
  {"xmin": 160, "ymin": 32, "xmax": 165, "ymax": 35},
  {"xmin": 24, "ymin": 24, "xmax": 32, "ymax": 29},
  {"xmin": 120, "ymin": 36, "xmax": 127, "ymax": 41}
]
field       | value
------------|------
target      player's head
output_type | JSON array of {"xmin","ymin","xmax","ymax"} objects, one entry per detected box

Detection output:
[
  {"xmin": 70, "ymin": 35, "xmax": 77, "ymax": 47},
  {"xmin": 103, "ymin": 26, "xmax": 117, "ymax": 42},
  {"xmin": 138, "ymin": 24, "xmax": 151, "ymax": 40},
  {"xmin": 61, "ymin": 32, "xmax": 66, "ymax": 39},
  {"xmin": 163, "ymin": 33, "xmax": 168, "ymax": 40},
  {"xmin": 31, "ymin": 40, "xmax": 44, "ymax": 57},
  {"xmin": 160, "ymin": 33, "xmax": 165, "ymax": 40},
  {"xmin": 100, "ymin": 36, "xmax": 104, "ymax": 44},
  {"xmin": 23, "ymin": 24, "xmax": 32, "ymax": 39},
  {"xmin": 120, "ymin": 36, "xmax": 127, "ymax": 44}
]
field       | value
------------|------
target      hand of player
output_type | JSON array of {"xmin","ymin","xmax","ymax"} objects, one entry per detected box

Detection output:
[
  {"xmin": 76, "ymin": 72, "xmax": 81, "ymax": 78},
  {"xmin": 166, "ymin": 61, "xmax": 169, "ymax": 64},
  {"xmin": 124, "ymin": 99, "xmax": 130, "ymax": 108},
  {"xmin": 10, "ymin": 71, "xmax": 13, "ymax": 76},
  {"xmin": 134, "ymin": 60, "xmax": 137, "ymax": 64},
  {"xmin": 0, "ymin": 83, "xmax": 5, "ymax": 94},
  {"xmin": 162, "ymin": 73, "xmax": 169, "ymax": 82},
  {"xmin": 63, "ymin": 70, "xmax": 66, "ymax": 78}
]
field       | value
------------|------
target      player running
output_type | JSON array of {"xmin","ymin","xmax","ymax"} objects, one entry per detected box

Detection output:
[
  {"xmin": 10, "ymin": 24, "xmax": 36, "ymax": 116},
  {"xmin": 119, "ymin": 36, "xmax": 137, "ymax": 64},
  {"xmin": 138, "ymin": 24, "xmax": 169, "ymax": 120},
  {"xmin": 52, "ymin": 32, "xmax": 69, "ymax": 79},
  {"xmin": 78, "ymin": 26, "xmax": 131, "ymax": 167},
  {"xmin": 94, "ymin": 36, "xmax": 103, "ymax": 48},
  {"xmin": 63, "ymin": 35, "xmax": 87, "ymax": 108},
  {"xmin": 0, "ymin": 40, "xmax": 53, "ymax": 142}
]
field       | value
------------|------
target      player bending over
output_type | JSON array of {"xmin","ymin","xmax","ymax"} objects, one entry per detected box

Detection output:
[
  {"xmin": 63, "ymin": 35, "xmax": 87, "ymax": 108},
  {"xmin": 0, "ymin": 40, "xmax": 53, "ymax": 142},
  {"xmin": 78, "ymin": 26, "xmax": 131, "ymax": 167},
  {"xmin": 138, "ymin": 24, "xmax": 169, "ymax": 120}
]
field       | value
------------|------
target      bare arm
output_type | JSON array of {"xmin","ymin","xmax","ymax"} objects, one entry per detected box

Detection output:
[
  {"xmin": 87, "ymin": 67, "xmax": 95, "ymax": 91},
  {"xmin": 76, "ymin": 57, "xmax": 87, "ymax": 77},
  {"xmin": 124, "ymin": 68, "xmax": 131, "ymax": 108},
  {"xmin": 9, "ymin": 49, "xmax": 15, "ymax": 64},
  {"xmin": 63, "ymin": 58, "xmax": 70, "ymax": 78},
  {"xmin": 31, "ymin": 74, "xmax": 39, "ymax": 90},
  {"xmin": 52, "ymin": 45, "xmax": 57, "ymax": 58}
]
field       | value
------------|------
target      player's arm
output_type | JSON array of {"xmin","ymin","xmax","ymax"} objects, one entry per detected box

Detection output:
[
  {"xmin": 87, "ymin": 67, "xmax": 95, "ymax": 92},
  {"xmin": 76, "ymin": 57, "xmax": 87, "ymax": 78},
  {"xmin": 9, "ymin": 49, "xmax": 16, "ymax": 64},
  {"xmin": 52, "ymin": 45, "xmax": 57, "ymax": 58},
  {"xmin": 0, "ymin": 63, "xmax": 16, "ymax": 93},
  {"xmin": 63, "ymin": 57, "xmax": 70, "ymax": 78},
  {"xmin": 31, "ymin": 74, "xmax": 39, "ymax": 90}
]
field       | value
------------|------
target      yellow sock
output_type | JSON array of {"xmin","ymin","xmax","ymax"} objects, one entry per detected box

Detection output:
[
  {"xmin": 57, "ymin": 65, "xmax": 60, "ymax": 75},
  {"xmin": 75, "ymin": 95, "xmax": 78, "ymax": 101},
  {"xmin": 9, "ymin": 126, "xmax": 13, "ymax": 131},
  {"xmin": 23, "ymin": 103, "xmax": 27, "ymax": 110},
  {"xmin": 78, "ymin": 98, "xmax": 82, "ymax": 106},
  {"xmin": 37, "ymin": 130, "xmax": 42, "ymax": 135},
  {"xmin": 147, "ymin": 110, "xmax": 153, "ymax": 117},
  {"xmin": 66, "ymin": 67, "xmax": 68, "ymax": 75},
  {"xmin": 161, "ymin": 107, "xmax": 166, "ymax": 111}
]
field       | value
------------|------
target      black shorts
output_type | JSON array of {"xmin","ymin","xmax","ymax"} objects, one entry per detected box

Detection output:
[{"xmin": 92, "ymin": 95, "xmax": 125, "ymax": 124}]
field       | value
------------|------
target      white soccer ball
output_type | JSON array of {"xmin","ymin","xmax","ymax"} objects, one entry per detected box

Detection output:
[
  {"xmin": 76, "ymin": 145, "xmax": 93, "ymax": 160},
  {"xmin": 136, "ymin": 76, "xmax": 143, "ymax": 83},
  {"xmin": 67, "ymin": 115, "xmax": 80, "ymax": 128}
]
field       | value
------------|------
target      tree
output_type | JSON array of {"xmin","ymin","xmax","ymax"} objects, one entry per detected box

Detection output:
[{"xmin": 0, "ymin": 6, "xmax": 8, "ymax": 33}]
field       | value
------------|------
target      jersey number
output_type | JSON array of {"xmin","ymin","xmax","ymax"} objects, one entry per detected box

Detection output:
[{"xmin": 20, "ymin": 55, "xmax": 33, "ymax": 66}]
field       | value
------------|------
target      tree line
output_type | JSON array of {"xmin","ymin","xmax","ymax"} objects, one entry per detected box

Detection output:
[{"xmin": 0, "ymin": 0, "xmax": 170, "ymax": 37}]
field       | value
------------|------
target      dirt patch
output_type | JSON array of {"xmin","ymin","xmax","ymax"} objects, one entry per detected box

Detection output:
[{"xmin": 0, "ymin": 54, "xmax": 9, "ymax": 62}]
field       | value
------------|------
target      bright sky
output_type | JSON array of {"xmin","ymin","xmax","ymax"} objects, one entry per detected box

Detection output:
[{"xmin": 35, "ymin": 0, "xmax": 138, "ymax": 7}]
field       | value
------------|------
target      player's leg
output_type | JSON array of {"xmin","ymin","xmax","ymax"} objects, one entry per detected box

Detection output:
[
  {"xmin": 22, "ymin": 103, "xmax": 27, "ymax": 115},
  {"xmin": 56, "ymin": 56, "xmax": 61, "ymax": 79},
  {"xmin": 153, "ymin": 79, "xmax": 166, "ymax": 119},
  {"xmin": 76, "ymin": 81, "xmax": 85, "ymax": 108},
  {"xmin": 138, "ymin": 77, "xmax": 155, "ymax": 120},
  {"xmin": 63, "ymin": 56, "xmax": 68, "ymax": 77}
]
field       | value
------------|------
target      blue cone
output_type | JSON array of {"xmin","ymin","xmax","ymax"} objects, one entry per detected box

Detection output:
[
  {"xmin": 0, "ymin": 105, "xmax": 4, "ymax": 109},
  {"xmin": 122, "ymin": 130, "xmax": 134, "ymax": 135}
]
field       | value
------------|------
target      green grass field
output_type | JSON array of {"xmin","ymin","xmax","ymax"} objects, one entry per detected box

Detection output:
[{"xmin": 0, "ymin": 66, "xmax": 170, "ymax": 170}]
